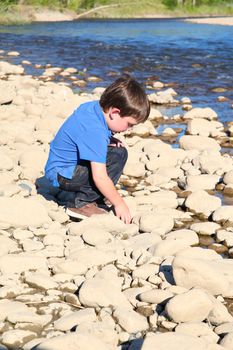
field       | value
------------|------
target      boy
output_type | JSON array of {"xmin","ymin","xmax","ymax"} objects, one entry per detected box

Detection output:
[{"xmin": 45, "ymin": 75, "xmax": 150, "ymax": 224}]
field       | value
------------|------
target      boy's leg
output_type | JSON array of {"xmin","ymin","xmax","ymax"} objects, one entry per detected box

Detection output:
[{"xmin": 58, "ymin": 146, "xmax": 128, "ymax": 208}]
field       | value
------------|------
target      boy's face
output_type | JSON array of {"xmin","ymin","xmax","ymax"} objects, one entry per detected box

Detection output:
[{"xmin": 107, "ymin": 108, "xmax": 138, "ymax": 132}]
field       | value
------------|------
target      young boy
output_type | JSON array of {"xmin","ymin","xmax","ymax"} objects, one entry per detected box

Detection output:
[{"xmin": 45, "ymin": 75, "xmax": 150, "ymax": 224}]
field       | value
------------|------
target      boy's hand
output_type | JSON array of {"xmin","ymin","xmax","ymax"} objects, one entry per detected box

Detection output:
[
  {"xmin": 114, "ymin": 202, "xmax": 131, "ymax": 225},
  {"xmin": 109, "ymin": 136, "xmax": 125, "ymax": 148}
]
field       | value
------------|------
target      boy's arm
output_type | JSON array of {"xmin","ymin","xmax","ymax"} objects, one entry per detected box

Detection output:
[{"xmin": 91, "ymin": 161, "xmax": 131, "ymax": 224}]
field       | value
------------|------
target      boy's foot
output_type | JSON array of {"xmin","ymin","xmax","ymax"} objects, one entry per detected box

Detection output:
[{"xmin": 66, "ymin": 202, "xmax": 108, "ymax": 220}]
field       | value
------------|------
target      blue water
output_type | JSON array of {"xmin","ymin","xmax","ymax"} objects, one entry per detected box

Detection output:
[{"xmin": 0, "ymin": 18, "xmax": 233, "ymax": 122}]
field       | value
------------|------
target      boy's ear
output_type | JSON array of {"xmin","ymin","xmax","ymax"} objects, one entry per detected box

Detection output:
[{"xmin": 109, "ymin": 107, "xmax": 120, "ymax": 119}]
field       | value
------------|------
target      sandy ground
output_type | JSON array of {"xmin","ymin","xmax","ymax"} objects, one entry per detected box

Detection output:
[{"xmin": 186, "ymin": 16, "xmax": 233, "ymax": 26}]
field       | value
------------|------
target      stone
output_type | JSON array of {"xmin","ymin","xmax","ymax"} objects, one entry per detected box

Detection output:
[
  {"xmin": 7, "ymin": 311, "xmax": 52, "ymax": 326},
  {"xmin": 25, "ymin": 273, "xmax": 58, "ymax": 290},
  {"xmin": 139, "ymin": 213, "xmax": 174, "ymax": 234},
  {"xmin": 138, "ymin": 289, "xmax": 173, "ymax": 304},
  {"xmin": 220, "ymin": 332, "xmax": 233, "ymax": 349},
  {"xmin": 2, "ymin": 330, "xmax": 36, "ymax": 348},
  {"xmin": 212, "ymin": 206, "xmax": 233, "ymax": 224},
  {"xmin": 141, "ymin": 333, "xmax": 206, "ymax": 350},
  {"xmin": 187, "ymin": 118, "xmax": 223, "ymax": 137},
  {"xmin": 190, "ymin": 222, "xmax": 221, "ymax": 236},
  {"xmin": 152, "ymin": 239, "xmax": 192, "ymax": 257},
  {"xmin": 165, "ymin": 229, "xmax": 199, "ymax": 245},
  {"xmin": 79, "ymin": 276, "xmax": 129, "ymax": 308},
  {"xmin": 19, "ymin": 150, "xmax": 47, "ymax": 172},
  {"xmin": 54, "ymin": 309, "xmax": 96, "ymax": 331},
  {"xmin": 132, "ymin": 264, "xmax": 160, "ymax": 280},
  {"xmin": 175, "ymin": 321, "xmax": 217, "ymax": 337},
  {"xmin": 165, "ymin": 288, "xmax": 213, "ymax": 322},
  {"xmin": 0, "ymin": 61, "xmax": 24, "ymax": 74},
  {"xmin": 172, "ymin": 257, "xmax": 229, "ymax": 295},
  {"xmin": 0, "ymin": 300, "xmax": 28, "ymax": 321},
  {"xmin": 183, "ymin": 107, "xmax": 217, "ymax": 120},
  {"xmin": 208, "ymin": 297, "xmax": 233, "ymax": 326},
  {"xmin": 224, "ymin": 170, "xmax": 233, "ymax": 185},
  {"xmin": 185, "ymin": 190, "xmax": 221, "ymax": 217},
  {"xmin": 0, "ymin": 255, "xmax": 47, "ymax": 274},
  {"xmin": 215, "ymin": 322, "xmax": 233, "ymax": 335},
  {"xmin": 113, "ymin": 306, "xmax": 148, "ymax": 333},
  {"xmin": 33, "ymin": 333, "xmax": 110, "ymax": 350},
  {"xmin": 0, "ymin": 236, "xmax": 18, "ymax": 256},
  {"xmin": 185, "ymin": 175, "xmax": 220, "ymax": 191},
  {"xmin": 175, "ymin": 247, "xmax": 222, "ymax": 261},
  {"xmin": 82, "ymin": 228, "xmax": 113, "ymax": 246},
  {"xmin": 0, "ymin": 151, "xmax": 14, "ymax": 170},
  {"xmin": 0, "ymin": 197, "xmax": 51, "ymax": 228},
  {"xmin": 179, "ymin": 135, "xmax": 221, "ymax": 152}
]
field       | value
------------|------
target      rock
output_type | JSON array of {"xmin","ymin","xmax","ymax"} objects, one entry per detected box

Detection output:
[
  {"xmin": 0, "ymin": 300, "xmax": 28, "ymax": 321},
  {"xmin": 165, "ymin": 229, "xmax": 199, "ymax": 245},
  {"xmin": 68, "ymin": 247, "xmax": 117, "ymax": 270},
  {"xmin": 132, "ymin": 264, "xmax": 160, "ymax": 280},
  {"xmin": 198, "ymin": 154, "xmax": 233, "ymax": 175},
  {"xmin": 0, "ymin": 236, "xmax": 18, "ymax": 256},
  {"xmin": 175, "ymin": 247, "xmax": 222, "ymax": 261},
  {"xmin": 82, "ymin": 228, "xmax": 113, "ymax": 246},
  {"xmin": 220, "ymin": 332, "xmax": 233, "ymax": 349},
  {"xmin": 141, "ymin": 333, "xmax": 206, "ymax": 350},
  {"xmin": 113, "ymin": 306, "xmax": 148, "ymax": 333},
  {"xmin": 0, "ymin": 61, "xmax": 24, "ymax": 74},
  {"xmin": 215, "ymin": 322, "xmax": 233, "ymax": 335},
  {"xmin": 172, "ymin": 257, "xmax": 229, "ymax": 295},
  {"xmin": 183, "ymin": 107, "xmax": 217, "ymax": 120},
  {"xmin": 33, "ymin": 333, "xmax": 110, "ymax": 350},
  {"xmin": 190, "ymin": 222, "xmax": 221, "ymax": 236},
  {"xmin": 139, "ymin": 213, "xmax": 174, "ymax": 234},
  {"xmin": 187, "ymin": 118, "xmax": 223, "ymax": 137},
  {"xmin": 2, "ymin": 330, "xmax": 36, "ymax": 348},
  {"xmin": 185, "ymin": 190, "xmax": 221, "ymax": 217},
  {"xmin": 54, "ymin": 309, "xmax": 96, "ymax": 331},
  {"xmin": 224, "ymin": 170, "xmax": 233, "ymax": 185},
  {"xmin": 138, "ymin": 289, "xmax": 173, "ymax": 304},
  {"xmin": 185, "ymin": 175, "xmax": 220, "ymax": 191},
  {"xmin": 0, "ymin": 197, "xmax": 51, "ymax": 228},
  {"xmin": 25, "ymin": 273, "xmax": 58, "ymax": 290},
  {"xmin": 165, "ymin": 288, "xmax": 213, "ymax": 322},
  {"xmin": 175, "ymin": 321, "xmax": 217, "ymax": 338},
  {"xmin": 152, "ymin": 239, "xmax": 192, "ymax": 257},
  {"xmin": 179, "ymin": 135, "xmax": 221, "ymax": 152},
  {"xmin": 213, "ymin": 206, "xmax": 233, "ymax": 224},
  {"xmin": 208, "ymin": 297, "xmax": 233, "ymax": 326},
  {"xmin": 79, "ymin": 275, "xmax": 129, "ymax": 308},
  {"xmin": 7, "ymin": 311, "xmax": 52, "ymax": 326},
  {"xmin": 0, "ymin": 255, "xmax": 47, "ymax": 274}
]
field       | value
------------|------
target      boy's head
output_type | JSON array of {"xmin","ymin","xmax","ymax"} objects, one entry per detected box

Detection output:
[{"xmin": 100, "ymin": 75, "xmax": 150, "ymax": 132}]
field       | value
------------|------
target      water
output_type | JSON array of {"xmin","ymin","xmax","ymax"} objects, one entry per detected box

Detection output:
[{"xmin": 0, "ymin": 18, "xmax": 233, "ymax": 122}]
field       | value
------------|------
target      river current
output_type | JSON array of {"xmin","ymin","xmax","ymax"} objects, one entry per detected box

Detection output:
[{"xmin": 0, "ymin": 18, "xmax": 233, "ymax": 123}]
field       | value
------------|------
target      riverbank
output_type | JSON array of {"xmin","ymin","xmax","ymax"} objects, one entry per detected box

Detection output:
[
  {"xmin": 1, "ymin": 3, "xmax": 233, "ymax": 25},
  {"xmin": 186, "ymin": 16, "xmax": 233, "ymax": 25},
  {"xmin": 0, "ymin": 49, "xmax": 233, "ymax": 349}
]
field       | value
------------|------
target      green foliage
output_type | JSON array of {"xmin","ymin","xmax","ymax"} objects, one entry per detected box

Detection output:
[{"xmin": 162, "ymin": 0, "xmax": 177, "ymax": 9}]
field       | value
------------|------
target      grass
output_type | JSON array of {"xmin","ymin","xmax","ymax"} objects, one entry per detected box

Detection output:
[{"xmin": 0, "ymin": 0, "xmax": 233, "ymax": 24}]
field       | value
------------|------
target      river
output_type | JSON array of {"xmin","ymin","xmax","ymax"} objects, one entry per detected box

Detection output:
[{"xmin": 0, "ymin": 18, "xmax": 233, "ymax": 122}]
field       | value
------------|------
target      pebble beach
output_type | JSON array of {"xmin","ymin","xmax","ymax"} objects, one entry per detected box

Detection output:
[{"xmin": 0, "ymin": 50, "xmax": 233, "ymax": 350}]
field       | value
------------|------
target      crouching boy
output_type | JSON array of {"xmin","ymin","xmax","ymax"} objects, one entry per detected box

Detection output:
[{"xmin": 45, "ymin": 75, "xmax": 150, "ymax": 224}]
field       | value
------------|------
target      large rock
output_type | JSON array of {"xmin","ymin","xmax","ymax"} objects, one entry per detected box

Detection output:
[
  {"xmin": 141, "ymin": 333, "xmax": 206, "ymax": 350},
  {"xmin": 54, "ymin": 309, "xmax": 96, "ymax": 331},
  {"xmin": 152, "ymin": 239, "xmax": 192, "ymax": 257},
  {"xmin": 0, "ymin": 61, "xmax": 24, "ymax": 75},
  {"xmin": 33, "ymin": 333, "xmax": 110, "ymax": 350},
  {"xmin": 165, "ymin": 288, "xmax": 213, "ymax": 322},
  {"xmin": 179, "ymin": 135, "xmax": 221, "ymax": 151},
  {"xmin": 223, "ymin": 169, "xmax": 233, "ymax": 185},
  {"xmin": 113, "ymin": 306, "xmax": 148, "ymax": 333},
  {"xmin": 187, "ymin": 118, "xmax": 223, "ymax": 137},
  {"xmin": 212, "ymin": 206, "xmax": 233, "ymax": 224},
  {"xmin": 185, "ymin": 190, "xmax": 221, "ymax": 217},
  {"xmin": 185, "ymin": 174, "xmax": 220, "ymax": 191},
  {"xmin": 0, "ymin": 197, "xmax": 51, "ymax": 228},
  {"xmin": 183, "ymin": 107, "xmax": 217, "ymax": 120},
  {"xmin": 172, "ymin": 257, "xmax": 229, "ymax": 295},
  {"xmin": 220, "ymin": 332, "xmax": 233, "ymax": 349},
  {"xmin": 0, "ymin": 255, "xmax": 48, "ymax": 274},
  {"xmin": 139, "ymin": 213, "xmax": 174, "ymax": 234}
]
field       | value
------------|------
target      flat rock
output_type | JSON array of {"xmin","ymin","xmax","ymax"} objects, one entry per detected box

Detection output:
[
  {"xmin": 0, "ymin": 236, "xmax": 18, "ymax": 256},
  {"xmin": 172, "ymin": 257, "xmax": 229, "ymax": 295},
  {"xmin": 183, "ymin": 107, "xmax": 217, "ymax": 120},
  {"xmin": 185, "ymin": 190, "xmax": 221, "ymax": 217},
  {"xmin": 165, "ymin": 288, "xmax": 213, "ymax": 322},
  {"xmin": 220, "ymin": 332, "xmax": 233, "ymax": 349},
  {"xmin": 33, "ymin": 333, "xmax": 110, "ymax": 350},
  {"xmin": 139, "ymin": 213, "xmax": 174, "ymax": 234},
  {"xmin": 25, "ymin": 273, "xmax": 58, "ymax": 290},
  {"xmin": 175, "ymin": 321, "xmax": 217, "ymax": 337},
  {"xmin": 138, "ymin": 289, "xmax": 173, "ymax": 304},
  {"xmin": 113, "ymin": 306, "xmax": 148, "ymax": 333},
  {"xmin": 0, "ymin": 300, "xmax": 28, "ymax": 321},
  {"xmin": 223, "ymin": 169, "xmax": 233, "ymax": 185},
  {"xmin": 190, "ymin": 222, "xmax": 221, "ymax": 236},
  {"xmin": 0, "ymin": 197, "xmax": 51, "ymax": 228},
  {"xmin": 179, "ymin": 135, "xmax": 221, "ymax": 151},
  {"xmin": 1, "ymin": 330, "xmax": 36, "ymax": 348},
  {"xmin": 212, "ymin": 206, "xmax": 233, "ymax": 224},
  {"xmin": 54, "ymin": 309, "xmax": 96, "ymax": 331},
  {"xmin": 152, "ymin": 239, "xmax": 192, "ymax": 257},
  {"xmin": 82, "ymin": 228, "xmax": 113, "ymax": 246},
  {"xmin": 7, "ymin": 311, "xmax": 52, "ymax": 326},
  {"xmin": 0, "ymin": 255, "xmax": 47, "ymax": 274},
  {"xmin": 165, "ymin": 229, "xmax": 199, "ymax": 245},
  {"xmin": 141, "ymin": 333, "xmax": 206, "ymax": 350},
  {"xmin": 175, "ymin": 247, "xmax": 222, "ymax": 261},
  {"xmin": 185, "ymin": 174, "xmax": 220, "ymax": 191}
]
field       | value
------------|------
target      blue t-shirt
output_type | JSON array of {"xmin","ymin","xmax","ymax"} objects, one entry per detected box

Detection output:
[{"xmin": 45, "ymin": 100, "xmax": 112, "ymax": 187}]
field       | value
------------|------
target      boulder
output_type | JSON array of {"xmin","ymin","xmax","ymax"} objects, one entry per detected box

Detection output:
[{"xmin": 179, "ymin": 135, "xmax": 221, "ymax": 152}]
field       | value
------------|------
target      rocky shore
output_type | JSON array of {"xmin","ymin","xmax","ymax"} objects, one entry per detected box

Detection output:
[
  {"xmin": 186, "ymin": 16, "xmax": 233, "ymax": 26},
  {"xmin": 0, "ymin": 51, "xmax": 233, "ymax": 350}
]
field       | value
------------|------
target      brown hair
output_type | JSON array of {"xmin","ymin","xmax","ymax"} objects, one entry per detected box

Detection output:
[{"xmin": 99, "ymin": 75, "xmax": 150, "ymax": 123}]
